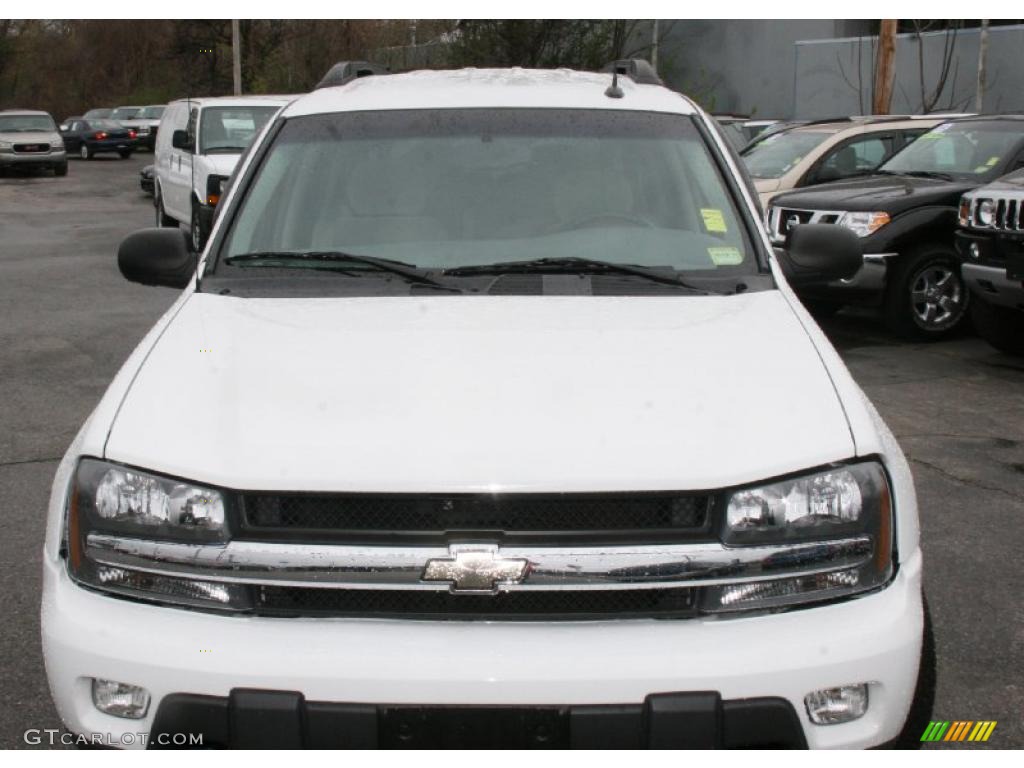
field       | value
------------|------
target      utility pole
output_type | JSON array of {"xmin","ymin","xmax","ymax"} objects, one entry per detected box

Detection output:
[
  {"xmin": 873, "ymin": 19, "xmax": 897, "ymax": 115},
  {"xmin": 231, "ymin": 19, "xmax": 242, "ymax": 96},
  {"xmin": 976, "ymin": 19, "xmax": 989, "ymax": 113},
  {"xmin": 651, "ymin": 19, "xmax": 660, "ymax": 73}
]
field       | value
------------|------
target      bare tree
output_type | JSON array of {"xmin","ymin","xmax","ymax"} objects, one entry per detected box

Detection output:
[{"xmin": 975, "ymin": 19, "xmax": 989, "ymax": 112}]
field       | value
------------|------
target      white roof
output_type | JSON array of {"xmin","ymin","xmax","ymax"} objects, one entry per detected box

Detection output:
[{"xmin": 284, "ymin": 68, "xmax": 695, "ymax": 118}]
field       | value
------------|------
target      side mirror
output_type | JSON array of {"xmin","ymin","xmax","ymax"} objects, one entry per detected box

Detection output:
[
  {"xmin": 777, "ymin": 223, "xmax": 862, "ymax": 286},
  {"xmin": 118, "ymin": 228, "xmax": 195, "ymax": 288},
  {"xmin": 171, "ymin": 129, "xmax": 192, "ymax": 150}
]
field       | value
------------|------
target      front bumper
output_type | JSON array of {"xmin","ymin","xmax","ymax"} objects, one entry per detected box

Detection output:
[
  {"xmin": 0, "ymin": 149, "xmax": 66, "ymax": 167},
  {"xmin": 962, "ymin": 263, "xmax": 1024, "ymax": 310},
  {"xmin": 42, "ymin": 550, "xmax": 923, "ymax": 749}
]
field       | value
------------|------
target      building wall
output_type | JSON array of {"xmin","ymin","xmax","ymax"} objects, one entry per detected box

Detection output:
[
  {"xmin": 653, "ymin": 20, "xmax": 873, "ymax": 117},
  {"xmin": 793, "ymin": 25, "xmax": 1024, "ymax": 118}
]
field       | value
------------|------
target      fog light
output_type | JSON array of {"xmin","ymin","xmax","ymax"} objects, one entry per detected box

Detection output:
[
  {"xmin": 92, "ymin": 678, "xmax": 150, "ymax": 719},
  {"xmin": 805, "ymin": 684, "xmax": 869, "ymax": 725}
]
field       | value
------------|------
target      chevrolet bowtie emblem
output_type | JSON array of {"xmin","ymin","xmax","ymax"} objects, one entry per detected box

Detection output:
[{"xmin": 422, "ymin": 547, "xmax": 529, "ymax": 593}]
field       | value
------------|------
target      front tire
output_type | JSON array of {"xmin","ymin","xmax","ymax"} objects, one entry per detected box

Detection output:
[
  {"xmin": 79, "ymin": 143, "xmax": 92, "ymax": 160},
  {"xmin": 970, "ymin": 298, "xmax": 1024, "ymax": 355},
  {"xmin": 884, "ymin": 246, "xmax": 969, "ymax": 340},
  {"xmin": 119, "ymin": 150, "xmax": 132, "ymax": 159},
  {"xmin": 54, "ymin": 162, "xmax": 68, "ymax": 177}
]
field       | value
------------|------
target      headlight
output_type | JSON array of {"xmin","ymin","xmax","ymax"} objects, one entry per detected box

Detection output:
[
  {"xmin": 836, "ymin": 211, "xmax": 890, "ymax": 238},
  {"xmin": 975, "ymin": 198, "xmax": 996, "ymax": 227},
  {"xmin": 703, "ymin": 461, "xmax": 893, "ymax": 612},
  {"xmin": 65, "ymin": 459, "xmax": 248, "ymax": 609},
  {"xmin": 0, "ymin": 140, "xmax": 12, "ymax": 151}
]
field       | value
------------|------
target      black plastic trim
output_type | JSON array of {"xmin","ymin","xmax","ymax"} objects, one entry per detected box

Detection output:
[{"xmin": 148, "ymin": 689, "xmax": 808, "ymax": 749}]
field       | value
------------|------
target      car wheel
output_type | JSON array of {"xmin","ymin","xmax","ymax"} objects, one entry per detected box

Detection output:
[
  {"xmin": 119, "ymin": 150, "xmax": 132, "ymax": 159},
  {"xmin": 190, "ymin": 202, "xmax": 207, "ymax": 253},
  {"xmin": 154, "ymin": 188, "xmax": 176, "ymax": 228},
  {"xmin": 884, "ymin": 595, "xmax": 937, "ymax": 749},
  {"xmin": 884, "ymin": 246, "xmax": 968, "ymax": 340},
  {"xmin": 54, "ymin": 162, "xmax": 68, "ymax": 177},
  {"xmin": 79, "ymin": 143, "xmax": 92, "ymax": 160},
  {"xmin": 969, "ymin": 298, "xmax": 1024, "ymax": 355}
]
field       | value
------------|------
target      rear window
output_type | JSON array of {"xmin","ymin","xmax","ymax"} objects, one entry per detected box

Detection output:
[{"xmin": 741, "ymin": 130, "xmax": 834, "ymax": 178}]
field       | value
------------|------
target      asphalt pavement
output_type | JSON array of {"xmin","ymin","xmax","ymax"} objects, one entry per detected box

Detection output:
[{"xmin": 1, "ymin": 155, "xmax": 1021, "ymax": 749}]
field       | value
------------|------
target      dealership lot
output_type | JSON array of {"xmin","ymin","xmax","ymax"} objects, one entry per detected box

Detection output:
[{"xmin": 1, "ymin": 156, "xmax": 1022, "ymax": 748}]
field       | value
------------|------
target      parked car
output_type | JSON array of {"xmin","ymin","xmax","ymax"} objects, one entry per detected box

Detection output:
[
  {"xmin": 83, "ymin": 108, "xmax": 113, "ymax": 120},
  {"xmin": 60, "ymin": 118, "xmax": 137, "ymax": 160},
  {"xmin": 120, "ymin": 104, "xmax": 165, "ymax": 150},
  {"xmin": 768, "ymin": 116, "xmax": 1024, "ymax": 338},
  {"xmin": 956, "ymin": 168, "xmax": 1024, "ymax": 354},
  {"xmin": 139, "ymin": 164, "xmax": 154, "ymax": 195},
  {"xmin": 0, "ymin": 109, "xmax": 67, "ymax": 176},
  {"xmin": 153, "ymin": 94, "xmax": 294, "ymax": 252},
  {"xmin": 43, "ymin": 60, "xmax": 930, "ymax": 750},
  {"xmin": 743, "ymin": 115, "xmax": 955, "ymax": 208},
  {"xmin": 110, "ymin": 105, "xmax": 143, "ymax": 123}
]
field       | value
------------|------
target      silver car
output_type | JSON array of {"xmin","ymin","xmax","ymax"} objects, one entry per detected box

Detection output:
[{"xmin": 0, "ymin": 109, "xmax": 68, "ymax": 177}]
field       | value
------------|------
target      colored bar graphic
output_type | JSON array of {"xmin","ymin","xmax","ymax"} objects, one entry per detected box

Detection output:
[{"xmin": 922, "ymin": 720, "xmax": 996, "ymax": 742}]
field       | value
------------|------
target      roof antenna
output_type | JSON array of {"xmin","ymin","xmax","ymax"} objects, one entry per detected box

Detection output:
[{"xmin": 605, "ymin": 70, "xmax": 624, "ymax": 99}]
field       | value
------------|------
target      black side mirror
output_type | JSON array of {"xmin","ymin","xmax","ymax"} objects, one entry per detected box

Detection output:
[
  {"xmin": 777, "ymin": 223, "xmax": 862, "ymax": 287},
  {"xmin": 171, "ymin": 129, "xmax": 192, "ymax": 150},
  {"xmin": 118, "ymin": 228, "xmax": 195, "ymax": 288}
]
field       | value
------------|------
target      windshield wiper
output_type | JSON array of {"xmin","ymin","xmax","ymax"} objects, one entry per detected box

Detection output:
[
  {"xmin": 444, "ymin": 257, "xmax": 722, "ymax": 293},
  {"xmin": 223, "ymin": 251, "xmax": 461, "ymax": 292}
]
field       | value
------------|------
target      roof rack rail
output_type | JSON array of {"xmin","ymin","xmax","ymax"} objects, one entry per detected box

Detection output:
[
  {"xmin": 600, "ymin": 59, "xmax": 663, "ymax": 86},
  {"xmin": 315, "ymin": 60, "xmax": 390, "ymax": 90}
]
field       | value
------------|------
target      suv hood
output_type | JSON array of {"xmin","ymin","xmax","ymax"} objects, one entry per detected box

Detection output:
[
  {"xmin": 771, "ymin": 174, "xmax": 976, "ymax": 216},
  {"xmin": 104, "ymin": 292, "xmax": 855, "ymax": 492}
]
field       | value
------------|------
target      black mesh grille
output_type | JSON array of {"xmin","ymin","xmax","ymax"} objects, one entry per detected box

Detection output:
[
  {"xmin": 255, "ymin": 585, "xmax": 698, "ymax": 620},
  {"xmin": 240, "ymin": 492, "xmax": 711, "ymax": 543}
]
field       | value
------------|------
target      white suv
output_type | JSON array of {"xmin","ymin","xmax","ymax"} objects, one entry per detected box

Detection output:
[
  {"xmin": 42, "ymin": 62, "xmax": 929, "ymax": 749},
  {"xmin": 153, "ymin": 95, "xmax": 293, "ymax": 252}
]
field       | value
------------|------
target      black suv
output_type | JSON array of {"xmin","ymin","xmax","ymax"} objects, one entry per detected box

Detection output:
[
  {"xmin": 767, "ymin": 117, "xmax": 1024, "ymax": 339},
  {"xmin": 956, "ymin": 168, "xmax": 1024, "ymax": 353}
]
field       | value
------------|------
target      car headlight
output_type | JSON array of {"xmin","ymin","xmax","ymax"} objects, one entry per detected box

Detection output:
[
  {"xmin": 0, "ymin": 140, "xmax": 12, "ymax": 151},
  {"xmin": 837, "ymin": 211, "xmax": 890, "ymax": 238},
  {"xmin": 958, "ymin": 196, "xmax": 971, "ymax": 227},
  {"xmin": 65, "ymin": 458, "xmax": 248, "ymax": 609},
  {"xmin": 975, "ymin": 198, "xmax": 996, "ymax": 228},
  {"xmin": 703, "ymin": 461, "xmax": 893, "ymax": 612}
]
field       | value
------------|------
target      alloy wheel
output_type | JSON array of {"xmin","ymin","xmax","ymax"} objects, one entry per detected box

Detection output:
[{"xmin": 909, "ymin": 264, "xmax": 965, "ymax": 331}]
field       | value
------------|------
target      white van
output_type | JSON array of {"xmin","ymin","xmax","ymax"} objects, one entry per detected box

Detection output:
[{"xmin": 154, "ymin": 95, "xmax": 294, "ymax": 251}]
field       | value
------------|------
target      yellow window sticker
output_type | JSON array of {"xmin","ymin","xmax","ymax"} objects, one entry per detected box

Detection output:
[
  {"xmin": 708, "ymin": 246, "xmax": 743, "ymax": 266},
  {"xmin": 919, "ymin": 132, "xmax": 942, "ymax": 140},
  {"xmin": 986, "ymin": 156, "xmax": 1000, "ymax": 167},
  {"xmin": 701, "ymin": 208, "xmax": 728, "ymax": 233},
  {"xmin": 973, "ymin": 165, "xmax": 990, "ymax": 174}
]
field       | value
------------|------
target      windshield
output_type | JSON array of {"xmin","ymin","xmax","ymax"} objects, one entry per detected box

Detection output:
[
  {"xmin": 200, "ymin": 106, "xmax": 279, "ymax": 154},
  {"xmin": 741, "ymin": 130, "xmax": 834, "ymax": 178},
  {"xmin": 0, "ymin": 114, "xmax": 56, "ymax": 132},
  {"xmin": 137, "ymin": 106, "xmax": 165, "ymax": 119},
  {"xmin": 111, "ymin": 107, "xmax": 140, "ymax": 121},
  {"xmin": 84, "ymin": 109, "xmax": 111, "ymax": 119},
  {"xmin": 219, "ymin": 109, "xmax": 756, "ymax": 278},
  {"xmin": 882, "ymin": 121, "xmax": 1024, "ymax": 179}
]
